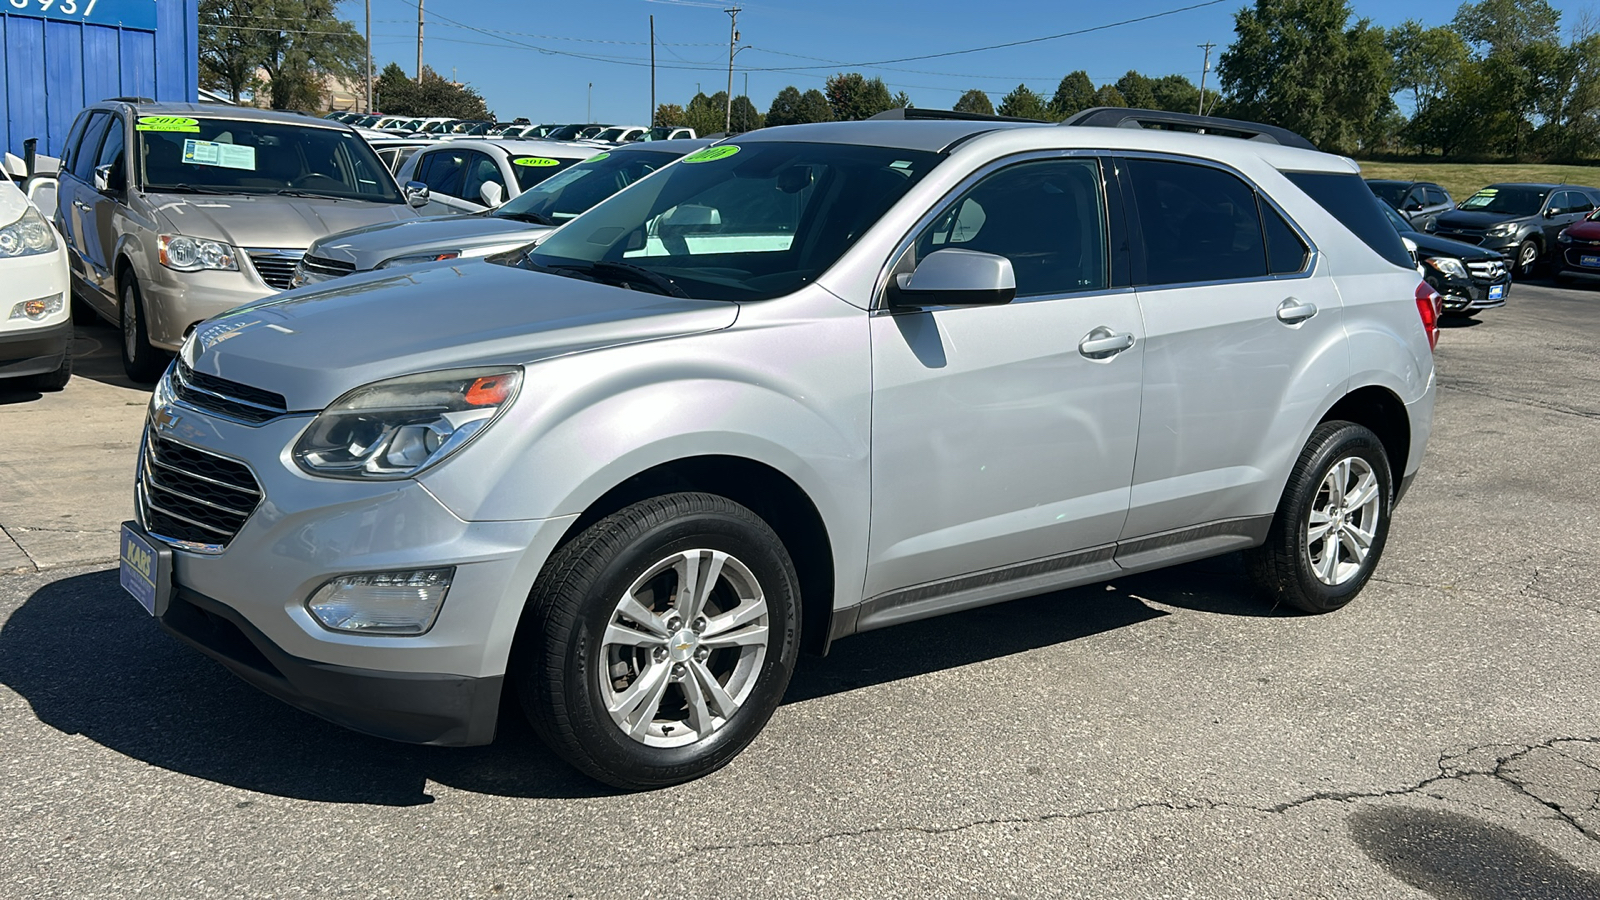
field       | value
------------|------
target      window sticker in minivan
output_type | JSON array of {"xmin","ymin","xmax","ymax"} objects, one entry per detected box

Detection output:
[{"xmin": 182, "ymin": 140, "xmax": 257, "ymax": 171}]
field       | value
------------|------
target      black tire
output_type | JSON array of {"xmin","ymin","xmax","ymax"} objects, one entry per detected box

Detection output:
[
  {"xmin": 516, "ymin": 492, "xmax": 801, "ymax": 789},
  {"xmin": 1514, "ymin": 238, "xmax": 1541, "ymax": 279},
  {"xmin": 21, "ymin": 340, "xmax": 72, "ymax": 392},
  {"xmin": 119, "ymin": 277, "xmax": 167, "ymax": 383},
  {"xmin": 1246, "ymin": 421, "xmax": 1394, "ymax": 614}
]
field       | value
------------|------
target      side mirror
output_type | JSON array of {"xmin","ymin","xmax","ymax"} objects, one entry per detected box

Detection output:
[
  {"xmin": 893, "ymin": 249, "xmax": 1016, "ymax": 307},
  {"xmin": 1405, "ymin": 201, "xmax": 1424, "ymax": 211},
  {"xmin": 404, "ymin": 180, "xmax": 430, "ymax": 208},
  {"xmin": 1544, "ymin": 207, "xmax": 1560, "ymax": 218},
  {"xmin": 478, "ymin": 181, "xmax": 504, "ymax": 208},
  {"xmin": 93, "ymin": 162, "xmax": 124, "ymax": 194}
]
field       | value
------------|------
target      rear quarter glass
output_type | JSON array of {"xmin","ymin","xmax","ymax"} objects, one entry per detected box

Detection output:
[{"xmin": 1288, "ymin": 171, "xmax": 1414, "ymax": 269}]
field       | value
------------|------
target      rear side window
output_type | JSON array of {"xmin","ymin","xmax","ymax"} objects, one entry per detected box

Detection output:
[
  {"xmin": 1260, "ymin": 199, "xmax": 1308, "ymax": 275},
  {"xmin": 1426, "ymin": 186, "xmax": 1449, "ymax": 206},
  {"xmin": 1126, "ymin": 158, "xmax": 1266, "ymax": 286},
  {"xmin": 1287, "ymin": 171, "xmax": 1414, "ymax": 269}
]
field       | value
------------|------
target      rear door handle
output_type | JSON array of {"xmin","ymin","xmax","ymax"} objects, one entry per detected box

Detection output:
[
  {"xmin": 1276, "ymin": 298, "xmax": 1318, "ymax": 324},
  {"xmin": 1078, "ymin": 326, "xmax": 1136, "ymax": 359}
]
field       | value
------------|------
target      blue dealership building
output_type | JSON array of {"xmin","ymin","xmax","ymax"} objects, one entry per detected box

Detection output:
[{"xmin": 2, "ymin": 0, "xmax": 198, "ymax": 158}]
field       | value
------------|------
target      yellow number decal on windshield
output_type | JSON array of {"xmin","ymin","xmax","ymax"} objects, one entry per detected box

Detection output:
[
  {"xmin": 136, "ymin": 116, "xmax": 201, "ymax": 133},
  {"xmin": 512, "ymin": 157, "xmax": 561, "ymax": 167},
  {"xmin": 682, "ymin": 146, "xmax": 740, "ymax": 164}
]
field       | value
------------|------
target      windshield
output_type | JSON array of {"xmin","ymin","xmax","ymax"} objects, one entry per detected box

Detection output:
[
  {"xmin": 594, "ymin": 128, "xmax": 631, "ymax": 142},
  {"xmin": 1460, "ymin": 186, "xmax": 1547, "ymax": 216},
  {"xmin": 544, "ymin": 125, "xmax": 586, "ymax": 141},
  {"xmin": 641, "ymin": 127, "xmax": 679, "ymax": 142},
  {"xmin": 1367, "ymin": 182, "xmax": 1409, "ymax": 206},
  {"xmin": 523, "ymin": 142, "xmax": 940, "ymax": 301},
  {"xmin": 497, "ymin": 147, "xmax": 682, "ymax": 223},
  {"xmin": 423, "ymin": 121, "xmax": 455, "ymax": 134},
  {"xmin": 506, "ymin": 153, "xmax": 589, "ymax": 191},
  {"xmin": 138, "ymin": 118, "xmax": 401, "ymax": 202}
]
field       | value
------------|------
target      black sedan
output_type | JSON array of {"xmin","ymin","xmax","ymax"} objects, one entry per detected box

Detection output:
[
  {"xmin": 1381, "ymin": 203, "xmax": 1510, "ymax": 317},
  {"xmin": 1429, "ymin": 183, "xmax": 1600, "ymax": 278}
]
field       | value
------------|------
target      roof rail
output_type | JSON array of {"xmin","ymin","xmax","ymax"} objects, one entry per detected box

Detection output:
[
  {"xmin": 868, "ymin": 107, "xmax": 1047, "ymax": 125},
  {"xmin": 106, "ymin": 96, "xmax": 156, "ymax": 104},
  {"xmin": 1059, "ymin": 107, "xmax": 1317, "ymax": 151}
]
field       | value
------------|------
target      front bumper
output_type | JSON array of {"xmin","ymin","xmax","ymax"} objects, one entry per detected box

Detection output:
[
  {"xmin": 0, "ymin": 316, "xmax": 71, "ymax": 378},
  {"xmin": 141, "ymin": 266, "xmax": 277, "ymax": 351},
  {"xmin": 1426, "ymin": 273, "xmax": 1510, "ymax": 312},
  {"xmin": 134, "ymin": 402, "xmax": 576, "ymax": 745}
]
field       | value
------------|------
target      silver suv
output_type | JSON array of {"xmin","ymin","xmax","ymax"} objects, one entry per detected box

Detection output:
[
  {"xmin": 119, "ymin": 109, "xmax": 1438, "ymax": 789},
  {"xmin": 55, "ymin": 102, "xmax": 420, "ymax": 381}
]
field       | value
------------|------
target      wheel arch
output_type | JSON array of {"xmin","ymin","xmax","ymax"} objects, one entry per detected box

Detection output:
[{"xmin": 1318, "ymin": 385, "xmax": 1410, "ymax": 498}]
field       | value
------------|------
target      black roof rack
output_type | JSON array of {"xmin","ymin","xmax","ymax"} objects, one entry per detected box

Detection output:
[
  {"xmin": 1059, "ymin": 107, "xmax": 1317, "ymax": 151},
  {"xmin": 868, "ymin": 107, "xmax": 1047, "ymax": 125},
  {"xmin": 106, "ymin": 96, "xmax": 155, "ymax": 103}
]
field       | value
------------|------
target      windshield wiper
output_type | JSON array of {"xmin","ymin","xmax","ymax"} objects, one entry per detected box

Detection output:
[
  {"xmin": 496, "ymin": 210, "xmax": 555, "ymax": 226},
  {"xmin": 542, "ymin": 260, "xmax": 688, "ymax": 298},
  {"xmin": 273, "ymin": 189, "xmax": 348, "ymax": 201},
  {"xmin": 152, "ymin": 183, "xmax": 233, "ymax": 195}
]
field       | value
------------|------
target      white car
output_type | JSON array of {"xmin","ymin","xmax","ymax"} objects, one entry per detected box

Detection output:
[
  {"xmin": 584, "ymin": 125, "xmax": 649, "ymax": 145},
  {"xmin": 0, "ymin": 175, "xmax": 71, "ymax": 391},
  {"xmin": 394, "ymin": 139, "xmax": 600, "ymax": 215}
]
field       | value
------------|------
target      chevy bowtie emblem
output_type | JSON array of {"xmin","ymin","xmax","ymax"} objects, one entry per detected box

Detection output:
[{"xmin": 151, "ymin": 406, "xmax": 181, "ymax": 432}]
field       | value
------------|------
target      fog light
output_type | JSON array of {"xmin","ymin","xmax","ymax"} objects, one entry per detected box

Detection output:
[
  {"xmin": 306, "ymin": 567, "xmax": 455, "ymax": 635},
  {"xmin": 8, "ymin": 293, "xmax": 64, "ymax": 320}
]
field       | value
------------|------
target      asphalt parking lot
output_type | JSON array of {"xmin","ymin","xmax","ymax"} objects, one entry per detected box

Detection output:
[{"xmin": 2, "ymin": 281, "xmax": 1599, "ymax": 899}]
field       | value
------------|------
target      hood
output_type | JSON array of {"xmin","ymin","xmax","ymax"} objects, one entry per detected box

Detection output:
[
  {"xmin": 189, "ymin": 260, "xmax": 738, "ymax": 410},
  {"xmin": 1562, "ymin": 219, "xmax": 1600, "ymax": 242},
  {"xmin": 1404, "ymin": 229, "xmax": 1504, "ymax": 260},
  {"xmin": 147, "ymin": 192, "xmax": 417, "ymax": 249},
  {"xmin": 307, "ymin": 213, "xmax": 550, "ymax": 270},
  {"xmin": 1433, "ymin": 209, "xmax": 1530, "ymax": 230}
]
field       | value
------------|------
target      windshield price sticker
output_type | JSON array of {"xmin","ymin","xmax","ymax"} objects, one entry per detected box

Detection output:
[
  {"xmin": 137, "ymin": 116, "xmax": 200, "ymax": 133},
  {"xmin": 182, "ymin": 140, "xmax": 257, "ymax": 171},
  {"xmin": 682, "ymin": 146, "xmax": 741, "ymax": 164},
  {"xmin": 587, "ymin": 153, "xmax": 610, "ymax": 162},
  {"xmin": 512, "ymin": 157, "xmax": 561, "ymax": 168}
]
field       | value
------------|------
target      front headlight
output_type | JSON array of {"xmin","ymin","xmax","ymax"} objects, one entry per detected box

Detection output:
[
  {"xmin": 292, "ymin": 367, "xmax": 522, "ymax": 479},
  {"xmin": 375, "ymin": 251, "xmax": 461, "ymax": 269},
  {"xmin": 158, "ymin": 234, "xmax": 238, "ymax": 272},
  {"xmin": 0, "ymin": 206, "xmax": 58, "ymax": 258},
  {"xmin": 1424, "ymin": 257, "xmax": 1469, "ymax": 279},
  {"xmin": 1559, "ymin": 229, "xmax": 1574, "ymax": 243},
  {"xmin": 1485, "ymin": 222, "xmax": 1517, "ymax": 237}
]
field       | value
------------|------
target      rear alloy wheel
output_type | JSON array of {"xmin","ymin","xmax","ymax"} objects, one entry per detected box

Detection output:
[
  {"xmin": 119, "ymin": 278, "xmax": 167, "ymax": 383},
  {"xmin": 1246, "ymin": 421, "xmax": 1393, "ymax": 614},
  {"xmin": 517, "ymin": 493, "xmax": 800, "ymax": 789},
  {"xmin": 1515, "ymin": 239, "xmax": 1541, "ymax": 279}
]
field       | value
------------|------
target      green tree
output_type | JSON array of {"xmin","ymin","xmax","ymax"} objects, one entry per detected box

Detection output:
[
  {"xmin": 729, "ymin": 95, "xmax": 764, "ymax": 133},
  {"xmin": 997, "ymin": 84, "xmax": 1047, "ymax": 119},
  {"xmin": 1091, "ymin": 84, "xmax": 1128, "ymax": 108},
  {"xmin": 683, "ymin": 92, "xmax": 730, "ymax": 135},
  {"xmin": 796, "ymin": 89, "xmax": 837, "ymax": 124},
  {"xmin": 199, "ymin": 0, "xmax": 364, "ymax": 109},
  {"xmin": 654, "ymin": 103, "xmax": 687, "ymax": 128},
  {"xmin": 1048, "ymin": 71, "xmax": 1096, "ymax": 120},
  {"xmin": 1217, "ymin": 0, "xmax": 1393, "ymax": 155},
  {"xmin": 1115, "ymin": 71, "xmax": 1158, "ymax": 109},
  {"xmin": 1387, "ymin": 20, "xmax": 1470, "ymax": 108},
  {"xmin": 1453, "ymin": 0, "xmax": 1560, "ymax": 56},
  {"xmin": 1150, "ymin": 74, "xmax": 1204, "ymax": 113},
  {"xmin": 766, "ymin": 86, "xmax": 805, "ymax": 127},
  {"xmin": 893, "ymin": 90, "xmax": 914, "ymax": 109},
  {"xmin": 375, "ymin": 64, "xmax": 490, "ymax": 118},
  {"xmin": 824, "ymin": 72, "xmax": 895, "ymax": 121},
  {"xmin": 953, "ymin": 89, "xmax": 994, "ymax": 115}
]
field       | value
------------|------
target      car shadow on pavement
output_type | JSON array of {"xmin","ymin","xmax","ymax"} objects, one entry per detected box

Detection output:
[
  {"xmin": 70, "ymin": 321, "xmax": 153, "ymax": 392},
  {"xmin": 1440, "ymin": 316, "xmax": 1483, "ymax": 329},
  {"xmin": 1350, "ymin": 806, "xmax": 1600, "ymax": 899}
]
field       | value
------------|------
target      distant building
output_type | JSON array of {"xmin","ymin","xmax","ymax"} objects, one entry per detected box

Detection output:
[{"xmin": 2, "ymin": 0, "xmax": 200, "ymax": 157}]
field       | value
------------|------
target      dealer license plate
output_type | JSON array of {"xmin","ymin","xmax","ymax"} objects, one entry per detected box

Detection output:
[
  {"xmin": 1488, "ymin": 284, "xmax": 1505, "ymax": 300},
  {"xmin": 1581, "ymin": 255, "xmax": 1600, "ymax": 268},
  {"xmin": 119, "ymin": 522, "xmax": 172, "ymax": 616}
]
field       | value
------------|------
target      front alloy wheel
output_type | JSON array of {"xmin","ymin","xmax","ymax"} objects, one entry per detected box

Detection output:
[
  {"xmin": 1515, "ymin": 239, "xmax": 1540, "ymax": 279},
  {"xmin": 517, "ymin": 493, "xmax": 800, "ymax": 789},
  {"xmin": 1305, "ymin": 457, "xmax": 1382, "ymax": 587}
]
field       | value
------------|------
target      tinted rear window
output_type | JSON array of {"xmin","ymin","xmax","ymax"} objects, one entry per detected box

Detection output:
[{"xmin": 1287, "ymin": 171, "xmax": 1413, "ymax": 269}]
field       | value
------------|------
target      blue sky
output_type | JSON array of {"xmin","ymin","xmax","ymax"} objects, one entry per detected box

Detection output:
[{"xmin": 335, "ymin": 0, "xmax": 1595, "ymax": 123}]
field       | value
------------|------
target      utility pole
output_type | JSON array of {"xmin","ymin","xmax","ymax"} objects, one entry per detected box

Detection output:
[
  {"xmin": 365, "ymin": 0, "xmax": 372, "ymax": 112},
  {"xmin": 416, "ymin": 0, "xmax": 424, "ymax": 82},
  {"xmin": 650, "ymin": 16, "xmax": 656, "ymax": 127},
  {"xmin": 588, "ymin": 82, "xmax": 593, "ymax": 121},
  {"xmin": 1197, "ymin": 42, "xmax": 1215, "ymax": 117},
  {"xmin": 725, "ymin": 6, "xmax": 741, "ymax": 133}
]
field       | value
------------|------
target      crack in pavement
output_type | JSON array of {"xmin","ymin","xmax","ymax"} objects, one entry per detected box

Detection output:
[
  {"xmin": 609, "ymin": 738, "xmax": 1600, "ymax": 871},
  {"xmin": 1438, "ymin": 381, "xmax": 1600, "ymax": 421}
]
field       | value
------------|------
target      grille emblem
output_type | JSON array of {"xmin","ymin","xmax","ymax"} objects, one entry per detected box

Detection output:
[{"xmin": 151, "ymin": 406, "xmax": 182, "ymax": 433}]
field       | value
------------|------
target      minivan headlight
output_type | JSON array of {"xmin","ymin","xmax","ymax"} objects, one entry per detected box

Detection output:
[
  {"xmin": 159, "ymin": 235, "xmax": 238, "ymax": 272},
  {"xmin": 0, "ymin": 206, "xmax": 58, "ymax": 257},
  {"xmin": 292, "ymin": 367, "xmax": 522, "ymax": 479}
]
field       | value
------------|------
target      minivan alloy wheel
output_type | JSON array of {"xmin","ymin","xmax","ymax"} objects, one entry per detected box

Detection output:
[
  {"xmin": 600, "ymin": 548, "xmax": 770, "ymax": 748},
  {"xmin": 1305, "ymin": 457, "xmax": 1381, "ymax": 586}
]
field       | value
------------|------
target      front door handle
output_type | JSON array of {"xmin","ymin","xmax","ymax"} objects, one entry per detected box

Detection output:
[
  {"xmin": 1078, "ymin": 326, "xmax": 1136, "ymax": 359},
  {"xmin": 1276, "ymin": 298, "xmax": 1318, "ymax": 324}
]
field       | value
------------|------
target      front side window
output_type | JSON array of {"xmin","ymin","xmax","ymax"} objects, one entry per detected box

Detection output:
[
  {"xmin": 1127, "ymin": 158, "xmax": 1267, "ymax": 286},
  {"xmin": 95, "ymin": 116, "xmax": 126, "ymax": 183},
  {"xmin": 524, "ymin": 142, "xmax": 941, "ymax": 301},
  {"xmin": 71, "ymin": 113, "xmax": 112, "ymax": 182},
  {"xmin": 138, "ymin": 118, "xmax": 399, "ymax": 201},
  {"xmin": 418, "ymin": 150, "xmax": 467, "ymax": 197},
  {"xmin": 913, "ymin": 158, "xmax": 1108, "ymax": 298},
  {"xmin": 458, "ymin": 151, "xmax": 505, "ymax": 203}
]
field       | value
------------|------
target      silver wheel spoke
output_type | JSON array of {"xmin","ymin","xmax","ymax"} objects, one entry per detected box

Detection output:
[
  {"xmin": 1344, "ymin": 471, "xmax": 1379, "ymax": 511},
  {"xmin": 675, "ymin": 549, "xmax": 726, "ymax": 621},
  {"xmin": 702, "ymin": 623, "xmax": 769, "ymax": 650},
  {"xmin": 608, "ymin": 662, "xmax": 672, "ymax": 737},
  {"xmin": 603, "ymin": 620, "xmax": 663, "ymax": 648},
  {"xmin": 1308, "ymin": 509, "xmax": 1334, "ymax": 544},
  {"xmin": 616, "ymin": 593, "xmax": 670, "ymax": 637},
  {"xmin": 1317, "ymin": 540, "xmax": 1340, "ymax": 582},
  {"xmin": 690, "ymin": 659, "xmax": 740, "ymax": 719},
  {"xmin": 680, "ymin": 665, "xmax": 716, "ymax": 735},
  {"xmin": 703, "ymin": 595, "xmax": 767, "ymax": 638},
  {"xmin": 1345, "ymin": 522, "xmax": 1374, "ymax": 554}
]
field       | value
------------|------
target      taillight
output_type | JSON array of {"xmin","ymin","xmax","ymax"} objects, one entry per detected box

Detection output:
[{"xmin": 1415, "ymin": 281, "xmax": 1440, "ymax": 351}]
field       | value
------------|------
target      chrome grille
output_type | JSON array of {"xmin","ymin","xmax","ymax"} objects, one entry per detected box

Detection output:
[
  {"xmin": 247, "ymin": 248, "xmax": 306, "ymax": 290},
  {"xmin": 171, "ymin": 360, "xmax": 287, "ymax": 425},
  {"xmin": 1465, "ymin": 260, "xmax": 1508, "ymax": 280},
  {"xmin": 139, "ymin": 433, "xmax": 263, "ymax": 550}
]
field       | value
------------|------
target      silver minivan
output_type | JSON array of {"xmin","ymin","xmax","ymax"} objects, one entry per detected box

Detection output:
[
  {"xmin": 120, "ymin": 110, "xmax": 1438, "ymax": 789},
  {"xmin": 55, "ymin": 102, "xmax": 421, "ymax": 381}
]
